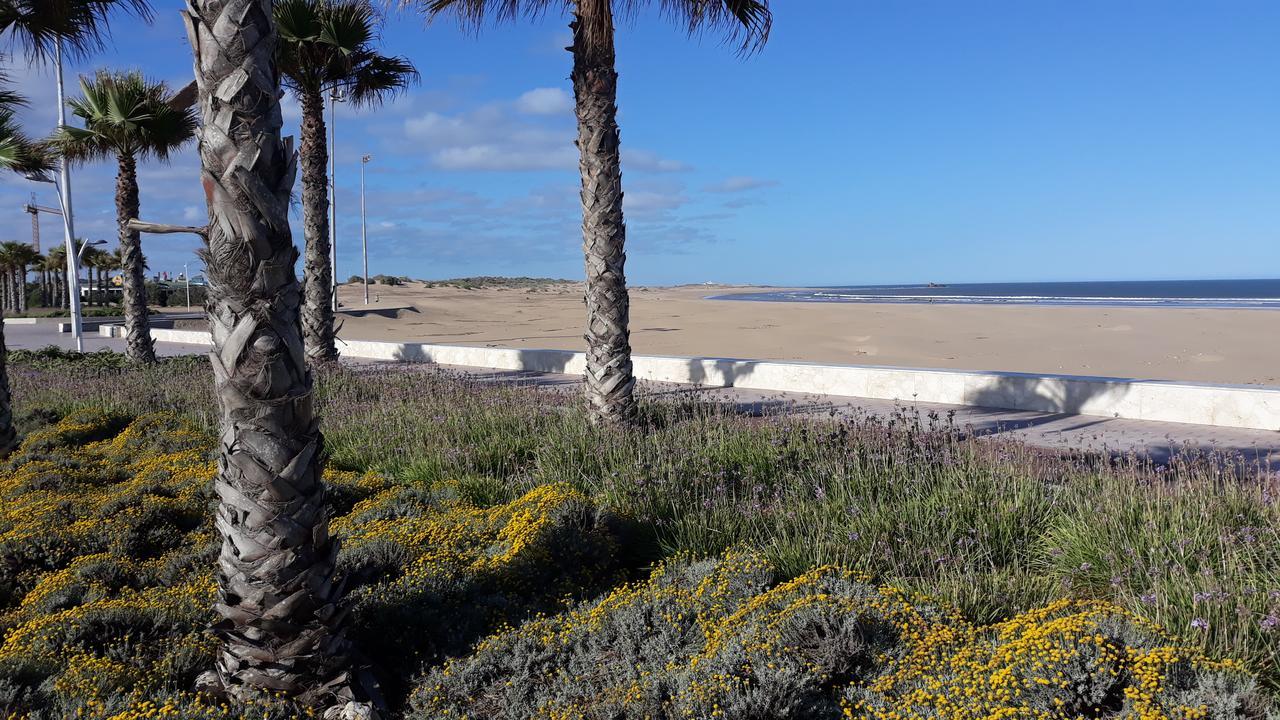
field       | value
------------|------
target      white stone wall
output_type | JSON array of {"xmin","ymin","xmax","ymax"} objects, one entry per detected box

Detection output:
[{"xmin": 107, "ymin": 326, "xmax": 1280, "ymax": 431}]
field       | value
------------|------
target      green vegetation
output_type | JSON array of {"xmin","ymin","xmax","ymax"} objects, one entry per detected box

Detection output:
[
  {"xmin": 0, "ymin": 353, "xmax": 1274, "ymax": 719},
  {"xmin": 420, "ymin": 276, "xmax": 574, "ymax": 290}
]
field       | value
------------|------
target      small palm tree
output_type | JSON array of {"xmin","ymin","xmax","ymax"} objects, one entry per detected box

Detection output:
[
  {"xmin": 51, "ymin": 71, "xmax": 196, "ymax": 362},
  {"xmin": 413, "ymin": 0, "xmax": 771, "ymax": 424},
  {"xmin": 0, "ymin": 243, "xmax": 15, "ymax": 313},
  {"xmin": 45, "ymin": 247, "xmax": 68, "ymax": 310},
  {"xmin": 79, "ymin": 243, "xmax": 109, "ymax": 306},
  {"xmin": 276, "ymin": 0, "xmax": 418, "ymax": 362},
  {"xmin": 6, "ymin": 242, "xmax": 40, "ymax": 313}
]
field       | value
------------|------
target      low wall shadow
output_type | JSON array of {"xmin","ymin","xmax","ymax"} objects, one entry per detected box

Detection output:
[{"xmin": 968, "ymin": 374, "xmax": 1134, "ymax": 420}]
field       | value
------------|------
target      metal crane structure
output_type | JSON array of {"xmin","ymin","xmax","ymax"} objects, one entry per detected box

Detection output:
[{"xmin": 23, "ymin": 193, "xmax": 62, "ymax": 253}]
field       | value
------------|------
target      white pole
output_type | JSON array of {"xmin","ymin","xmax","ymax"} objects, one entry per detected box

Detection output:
[
  {"xmin": 328, "ymin": 90, "xmax": 338, "ymax": 312},
  {"xmin": 361, "ymin": 154, "xmax": 369, "ymax": 305},
  {"xmin": 55, "ymin": 40, "xmax": 84, "ymax": 352},
  {"xmin": 184, "ymin": 262, "xmax": 191, "ymax": 311}
]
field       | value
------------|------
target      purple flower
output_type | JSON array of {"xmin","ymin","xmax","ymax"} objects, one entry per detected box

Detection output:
[
  {"xmin": 1193, "ymin": 592, "xmax": 1212, "ymax": 603},
  {"xmin": 1261, "ymin": 614, "xmax": 1279, "ymax": 630},
  {"xmin": 1139, "ymin": 593, "xmax": 1158, "ymax": 605},
  {"xmin": 1190, "ymin": 618, "xmax": 1209, "ymax": 631}
]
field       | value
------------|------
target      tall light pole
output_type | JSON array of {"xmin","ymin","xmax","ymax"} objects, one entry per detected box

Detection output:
[
  {"xmin": 361, "ymin": 154, "xmax": 370, "ymax": 305},
  {"xmin": 54, "ymin": 39, "xmax": 85, "ymax": 352},
  {"xmin": 184, "ymin": 262, "xmax": 191, "ymax": 311},
  {"xmin": 328, "ymin": 88, "xmax": 343, "ymax": 312}
]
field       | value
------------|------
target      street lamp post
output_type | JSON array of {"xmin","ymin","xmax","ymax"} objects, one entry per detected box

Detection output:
[
  {"xmin": 361, "ymin": 154, "xmax": 370, "ymax": 305},
  {"xmin": 54, "ymin": 40, "xmax": 85, "ymax": 352},
  {"xmin": 184, "ymin": 262, "xmax": 191, "ymax": 311},
  {"xmin": 328, "ymin": 88, "xmax": 344, "ymax": 312}
]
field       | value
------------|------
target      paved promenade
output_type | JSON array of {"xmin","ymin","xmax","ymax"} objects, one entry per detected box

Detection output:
[{"xmin": 10, "ymin": 320, "xmax": 1279, "ymax": 468}]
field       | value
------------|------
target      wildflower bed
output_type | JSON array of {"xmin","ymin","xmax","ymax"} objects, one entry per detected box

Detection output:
[{"xmin": 1, "ymin": 351, "xmax": 1277, "ymax": 718}]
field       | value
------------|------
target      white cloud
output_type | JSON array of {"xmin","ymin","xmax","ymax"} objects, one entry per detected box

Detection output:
[
  {"xmin": 515, "ymin": 87, "xmax": 572, "ymax": 116},
  {"xmin": 705, "ymin": 176, "xmax": 779, "ymax": 193},
  {"xmin": 402, "ymin": 98, "xmax": 688, "ymax": 175},
  {"xmin": 625, "ymin": 149, "xmax": 692, "ymax": 173},
  {"xmin": 181, "ymin": 206, "xmax": 202, "ymax": 221}
]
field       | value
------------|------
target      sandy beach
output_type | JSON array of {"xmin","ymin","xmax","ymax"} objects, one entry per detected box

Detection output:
[{"xmin": 330, "ymin": 281, "xmax": 1280, "ymax": 386}]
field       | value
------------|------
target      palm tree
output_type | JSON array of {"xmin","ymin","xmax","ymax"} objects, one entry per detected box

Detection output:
[
  {"xmin": 182, "ymin": 0, "xmax": 363, "ymax": 713},
  {"xmin": 0, "ymin": 243, "xmax": 15, "ymax": 313},
  {"xmin": 51, "ymin": 71, "xmax": 196, "ymax": 362},
  {"xmin": 275, "ymin": 0, "xmax": 417, "ymax": 363},
  {"xmin": 415, "ymin": 0, "xmax": 771, "ymax": 424},
  {"xmin": 0, "ymin": 84, "xmax": 50, "ymax": 455},
  {"xmin": 5, "ymin": 242, "xmax": 40, "ymax": 313},
  {"xmin": 79, "ymin": 243, "xmax": 109, "ymax": 306},
  {"xmin": 45, "ymin": 247, "xmax": 67, "ymax": 310}
]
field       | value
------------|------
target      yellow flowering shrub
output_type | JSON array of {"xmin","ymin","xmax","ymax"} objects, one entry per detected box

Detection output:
[
  {"xmin": 409, "ymin": 551, "xmax": 1270, "ymax": 720},
  {"xmin": 0, "ymin": 411, "xmax": 628, "ymax": 719}
]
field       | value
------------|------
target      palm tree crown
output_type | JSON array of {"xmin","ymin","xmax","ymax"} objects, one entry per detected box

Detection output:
[
  {"xmin": 275, "ymin": 0, "xmax": 417, "ymax": 363},
  {"xmin": 0, "ymin": 0, "xmax": 153, "ymax": 61},
  {"xmin": 51, "ymin": 70, "xmax": 196, "ymax": 164},
  {"xmin": 277, "ymin": 0, "xmax": 418, "ymax": 103},
  {"xmin": 413, "ymin": 0, "xmax": 770, "ymax": 54}
]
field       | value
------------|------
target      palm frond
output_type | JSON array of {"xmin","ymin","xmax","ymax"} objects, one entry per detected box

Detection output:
[
  {"xmin": 277, "ymin": 0, "xmax": 419, "ymax": 102},
  {"xmin": 345, "ymin": 52, "xmax": 419, "ymax": 108},
  {"xmin": 656, "ymin": 0, "xmax": 771, "ymax": 54},
  {"xmin": 48, "ymin": 123, "xmax": 116, "ymax": 165},
  {"xmin": 409, "ymin": 0, "xmax": 768, "ymax": 54},
  {"xmin": 55, "ymin": 69, "xmax": 195, "ymax": 162},
  {"xmin": 407, "ymin": 0, "xmax": 564, "ymax": 31},
  {"xmin": 0, "ymin": 108, "xmax": 53, "ymax": 174},
  {"xmin": 0, "ymin": 0, "xmax": 154, "ymax": 63}
]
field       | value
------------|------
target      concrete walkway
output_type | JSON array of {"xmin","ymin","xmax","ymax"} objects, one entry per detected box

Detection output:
[{"xmin": 11, "ymin": 321, "xmax": 1279, "ymax": 468}]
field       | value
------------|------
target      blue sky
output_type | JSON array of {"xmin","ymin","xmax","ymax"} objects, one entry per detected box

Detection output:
[{"xmin": 1, "ymin": 0, "xmax": 1277, "ymax": 286}]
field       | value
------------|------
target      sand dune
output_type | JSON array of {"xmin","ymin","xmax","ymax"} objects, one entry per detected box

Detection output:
[{"xmin": 333, "ymin": 281, "xmax": 1280, "ymax": 386}]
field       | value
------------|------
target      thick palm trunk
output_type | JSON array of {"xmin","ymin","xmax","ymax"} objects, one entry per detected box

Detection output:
[
  {"xmin": 298, "ymin": 89, "xmax": 337, "ymax": 363},
  {"xmin": 183, "ymin": 0, "xmax": 361, "ymax": 714},
  {"xmin": 18, "ymin": 268, "xmax": 26, "ymax": 313},
  {"xmin": 117, "ymin": 153, "xmax": 155, "ymax": 362},
  {"xmin": 572, "ymin": 3, "xmax": 636, "ymax": 425}
]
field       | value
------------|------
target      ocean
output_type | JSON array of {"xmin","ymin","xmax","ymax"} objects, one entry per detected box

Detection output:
[{"xmin": 709, "ymin": 279, "xmax": 1280, "ymax": 309}]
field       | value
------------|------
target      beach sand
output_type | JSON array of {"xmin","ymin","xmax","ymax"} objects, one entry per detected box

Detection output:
[{"xmin": 330, "ymin": 281, "xmax": 1280, "ymax": 386}]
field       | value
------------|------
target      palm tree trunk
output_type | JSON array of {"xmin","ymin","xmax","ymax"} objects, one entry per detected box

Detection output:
[
  {"xmin": 0, "ymin": 314, "xmax": 17, "ymax": 455},
  {"xmin": 298, "ymin": 88, "xmax": 337, "ymax": 363},
  {"xmin": 572, "ymin": 4, "xmax": 636, "ymax": 425},
  {"xmin": 183, "ymin": 0, "xmax": 361, "ymax": 713},
  {"xmin": 117, "ymin": 152, "xmax": 155, "ymax": 362},
  {"xmin": 15, "ymin": 268, "xmax": 23, "ymax": 313}
]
